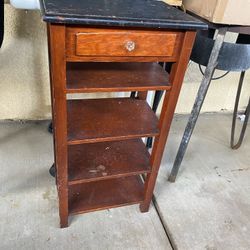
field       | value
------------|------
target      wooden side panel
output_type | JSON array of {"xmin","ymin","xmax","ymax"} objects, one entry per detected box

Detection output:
[
  {"xmin": 49, "ymin": 24, "xmax": 69, "ymax": 228},
  {"xmin": 140, "ymin": 31, "xmax": 197, "ymax": 212}
]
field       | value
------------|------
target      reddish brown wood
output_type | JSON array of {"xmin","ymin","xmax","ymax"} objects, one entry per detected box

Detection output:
[
  {"xmin": 68, "ymin": 139, "xmax": 151, "ymax": 185},
  {"xmin": 137, "ymin": 91, "xmax": 148, "ymax": 100},
  {"xmin": 140, "ymin": 31, "xmax": 197, "ymax": 212},
  {"xmin": 66, "ymin": 62, "xmax": 170, "ymax": 93},
  {"xmin": 46, "ymin": 24, "xmax": 58, "ymax": 176},
  {"xmin": 69, "ymin": 176, "xmax": 144, "ymax": 214},
  {"xmin": 75, "ymin": 30, "xmax": 177, "ymax": 57},
  {"xmin": 67, "ymin": 98, "xmax": 159, "ymax": 144},
  {"xmin": 49, "ymin": 24, "xmax": 69, "ymax": 228},
  {"xmin": 48, "ymin": 22, "xmax": 197, "ymax": 226},
  {"xmin": 66, "ymin": 27, "xmax": 183, "ymax": 62},
  {"xmin": 66, "ymin": 27, "xmax": 178, "ymax": 56},
  {"xmin": 67, "ymin": 55, "xmax": 179, "ymax": 62}
]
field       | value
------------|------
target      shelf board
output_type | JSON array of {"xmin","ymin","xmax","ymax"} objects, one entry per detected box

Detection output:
[
  {"xmin": 68, "ymin": 139, "xmax": 151, "ymax": 185},
  {"xmin": 69, "ymin": 175, "xmax": 144, "ymax": 215},
  {"xmin": 67, "ymin": 98, "xmax": 159, "ymax": 145},
  {"xmin": 66, "ymin": 62, "xmax": 170, "ymax": 93}
]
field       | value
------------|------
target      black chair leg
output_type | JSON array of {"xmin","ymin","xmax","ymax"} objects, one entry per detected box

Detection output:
[
  {"xmin": 48, "ymin": 121, "xmax": 55, "ymax": 177},
  {"xmin": 49, "ymin": 164, "xmax": 56, "ymax": 178},
  {"xmin": 130, "ymin": 91, "xmax": 136, "ymax": 98},
  {"xmin": 231, "ymin": 71, "xmax": 250, "ymax": 149},
  {"xmin": 146, "ymin": 90, "xmax": 164, "ymax": 148},
  {"xmin": 48, "ymin": 122, "xmax": 53, "ymax": 134}
]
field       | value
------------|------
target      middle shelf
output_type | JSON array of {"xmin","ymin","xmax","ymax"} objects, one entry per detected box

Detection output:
[
  {"xmin": 67, "ymin": 98, "xmax": 159, "ymax": 144},
  {"xmin": 68, "ymin": 139, "xmax": 151, "ymax": 185}
]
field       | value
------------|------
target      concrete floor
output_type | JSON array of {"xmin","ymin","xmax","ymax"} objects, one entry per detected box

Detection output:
[
  {"xmin": 0, "ymin": 121, "xmax": 171, "ymax": 250},
  {"xmin": 0, "ymin": 114, "xmax": 249, "ymax": 249},
  {"xmin": 157, "ymin": 113, "xmax": 250, "ymax": 250}
]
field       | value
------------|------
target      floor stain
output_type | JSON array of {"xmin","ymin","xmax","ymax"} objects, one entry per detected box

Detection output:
[
  {"xmin": 231, "ymin": 167, "xmax": 250, "ymax": 172},
  {"xmin": 97, "ymin": 165, "xmax": 106, "ymax": 171},
  {"xmin": 214, "ymin": 166, "xmax": 221, "ymax": 177},
  {"xmin": 43, "ymin": 189, "xmax": 52, "ymax": 200},
  {"xmin": 213, "ymin": 166, "xmax": 231, "ymax": 183},
  {"xmin": 10, "ymin": 199, "xmax": 19, "ymax": 208},
  {"xmin": 224, "ymin": 219, "xmax": 234, "ymax": 231},
  {"xmin": 89, "ymin": 165, "xmax": 107, "ymax": 176},
  {"xmin": 205, "ymin": 245, "xmax": 217, "ymax": 250}
]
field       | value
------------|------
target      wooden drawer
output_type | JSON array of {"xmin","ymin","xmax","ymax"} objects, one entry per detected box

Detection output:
[{"xmin": 66, "ymin": 28, "xmax": 180, "ymax": 60}]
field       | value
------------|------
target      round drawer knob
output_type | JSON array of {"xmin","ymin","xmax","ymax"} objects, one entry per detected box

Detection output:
[{"xmin": 125, "ymin": 41, "xmax": 136, "ymax": 52}]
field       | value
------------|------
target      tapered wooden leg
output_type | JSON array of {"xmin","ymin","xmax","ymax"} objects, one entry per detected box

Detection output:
[
  {"xmin": 140, "ymin": 204, "xmax": 150, "ymax": 213},
  {"xmin": 137, "ymin": 91, "xmax": 148, "ymax": 100},
  {"xmin": 60, "ymin": 215, "xmax": 69, "ymax": 228},
  {"xmin": 140, "ymin": 173, "xmax": 158, "ymax": 212},
  {"xmin": 140, "ymin": 31, "xmax": 197, "ymax": 211},
  {"xmin": 48, "ymin": 24, "xmax": 69, "ymax": 228}
]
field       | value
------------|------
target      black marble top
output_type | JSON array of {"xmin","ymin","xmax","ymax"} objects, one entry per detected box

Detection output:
[{"xmin": 40, "ymin": 0, "xmax": 207, "ymax": 30}]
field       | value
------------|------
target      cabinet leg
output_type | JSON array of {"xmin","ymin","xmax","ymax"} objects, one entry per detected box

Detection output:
[
  {"xmin": 49, "ymin": 164, "xmax": 56, "ymax": 177},
  {"xmin": 48, "ymin": 122, "xmax": 53, "ymax": 134},
  {"xmin": 137, "ymin": 91, "xmax": 148, "ymax": 100},
  {"xmin": 60, "ymin": 216, "xmax": 68, "ymax": 228},
  {"xmin": 139, "ymin": 203, "xmax": 150, "ymax": 213},
  {"xmin": 49, "ymin": 24, "xmax": 68, "ymax": 229},
  {"xmin": 140, "ymin": 172, "xmax": 157, "ymax": 213},
  {"xmin": 130, "ymin": 91, "xmax": 136, "ymax": 98}
]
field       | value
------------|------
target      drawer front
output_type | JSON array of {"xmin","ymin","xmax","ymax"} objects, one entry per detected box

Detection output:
[{"xmin": 74, "ymin": 30, "xmax": 177, "ymax": 57}]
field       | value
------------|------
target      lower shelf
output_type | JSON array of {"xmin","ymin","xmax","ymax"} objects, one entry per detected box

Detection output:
[{"xmin": 69, "ymin": 175, "xmax": 144, "ymax": 215}]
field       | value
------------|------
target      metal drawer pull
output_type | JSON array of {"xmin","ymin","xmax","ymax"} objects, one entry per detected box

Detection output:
[{"xmin": 125, "ymin": 41, "xmax": 136, "ymax": 51}]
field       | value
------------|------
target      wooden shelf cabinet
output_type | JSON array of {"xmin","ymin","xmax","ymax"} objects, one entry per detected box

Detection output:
[{"xmin": 48, "ymin": 24, "xmax": 197, "ymax": 228}]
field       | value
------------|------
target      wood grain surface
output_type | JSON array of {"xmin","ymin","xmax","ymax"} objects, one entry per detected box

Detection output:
[
  {"xmin": 66, "ymin": 62, "xmax": 170, "ymax": 93},
  {"xmin": 68, "ymin": 139, "xmax": 151, "ymax": 185},
  {"xmin": 67, "ymin": 98, "xmax": 159, "ymax": 144},
  {"xmin": 69, "ymin": 176, "xmax": 144, "ymax": 214}
]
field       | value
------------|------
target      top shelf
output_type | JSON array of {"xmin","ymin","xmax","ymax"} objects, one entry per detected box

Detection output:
[{"xmin": 66, "ymin": 62, "xmax": 170, "ymax": 93}]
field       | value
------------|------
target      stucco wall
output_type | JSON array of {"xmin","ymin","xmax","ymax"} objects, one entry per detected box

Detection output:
[
  {"xmin": 0, "ymin": 5, "xmax": 249, "ymax": 120},
  {"xmin": 1, "ymin": 5, "xmax": 50, "ymax": 120}
]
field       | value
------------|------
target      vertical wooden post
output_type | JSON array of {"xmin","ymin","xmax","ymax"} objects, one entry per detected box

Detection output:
[
  {"xmin": 137, "ymin": 91, "xmax": 148, "ymax": 100},
  {"xmin": 140, "ymin": 31, "xmax": 196, "ymax": 212},
  {"xmin": 48, "ymin": 24, "xmax": 68, "ymax": 227}
]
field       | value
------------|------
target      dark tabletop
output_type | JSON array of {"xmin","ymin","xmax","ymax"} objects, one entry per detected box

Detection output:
[{"xmin": 40, "ymin": 0, "xmax": 207, "ymax": 30}]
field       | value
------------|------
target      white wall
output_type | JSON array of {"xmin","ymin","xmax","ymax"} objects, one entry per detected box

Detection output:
[
  {"xmin": 0, "ymin": 5, "xmax": 249, "ymax": 120},
  {"xmin": 176, "ymin": 63, "xmax": 250, "ymax": 114}
]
